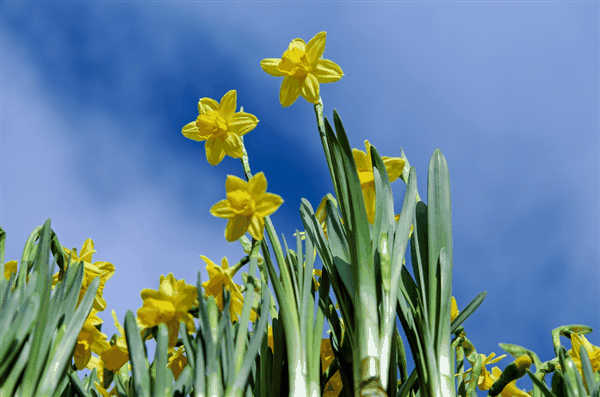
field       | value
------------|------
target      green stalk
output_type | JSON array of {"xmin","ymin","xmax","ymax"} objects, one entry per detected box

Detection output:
[
  {"xmin": 239, "ymin": 138, "xmax": 309, "ymax": 397},
  {"xmin": 313, "ymin": 101, "xmax": 383, "ymax": 396}
]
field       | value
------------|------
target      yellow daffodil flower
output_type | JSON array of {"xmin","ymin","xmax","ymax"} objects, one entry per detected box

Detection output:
[
  {"xmin": 456, "ymin": 352, "xmax": 506, "ymax": 380},
  {"xmin": 200, "ymin": 255, "xmax": 258, "ymax": 323},
  {"xmin": 320, "ymin": 338, "xmax": 344, "ymax": 396},
  {"xmin": 569, "ymin": 333, "xmax": 600, "ymax": 391},
  {"xmin": 451, "ymin": 296, "xmax": 459, "ymax": 321},
  {"xmin": 52, "ymin": 239, "xmax": 115, "ymax": 312},
  {"xmin": 181, "ymin": 90, "xmax": 259, "ymax": 166},
  {"xmin": 137, "ymin": 273, "xmax": 198, "ymax": 348},
  {"xmin": 3, "ymin": 260, "xmax": 18, "ymax": 280},
  {"xmin": 482, "ymin": 366, "xmax": 531, "ymax": 397},
  {"xmin": 87, "ymin": 356, "xmax": 119, "ymax": 396},
  {"xmin": 99, "ymin": 310, "xmax": 130, "ymax": 372},
  {"xmin": 168, "ymin": 346, "xmax": 188, "ymax": 380},
  {"xmin": 74, "ymin": 309, "xmax": 111, "ymax": 371},
  {"xmin": 352, "ymin": 140, "xmax": 405, "ymax": 224},
  {"xmin": 261, "ymin": 31, "xmax": 344, "ymax": 107},
  {"xmin": 210, "ymin": 172, "xmax": 283, "ymax": 242}
]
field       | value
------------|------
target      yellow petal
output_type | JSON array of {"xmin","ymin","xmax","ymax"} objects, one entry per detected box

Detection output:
[
  {"xmin": 352, "ymin": 148, "xmax": 370, "ymax": 171},
  {"xmin": 219, "ymin": 90, "xmax": 237, "ymax": 120},
  {"xmin": 210, "ymin": 199, "xmax": 236, "ymax": 219},
  {"xmin": 362, "ymin": 185, "xmax": 376, "ymax": 224},
  {"xmin": 225, "ymin": 174, "xmax": 248, "ymax": 194},
  {"xmin": 280, "ymin": 76, "xmax": 302, "ymax": 107},
  {"xmin": 224, "ymin": 133, "xmax": 244, "ymax": 158},
  {"xmin": 248, "ymin": 172, "xmax": 267, "ymax": 198},
  {"xmin": 225, "ymin": 215, "xmax": 250, "ymax": 242},
  {"xmin": 287, "ymin": 38, "xmax": 306, "ymax": 52},
  {"xmin": 80, "ymin": 239, "xmax": 96, "ymax": 262},
  {"xmin": 301, "ymin": 73, "xmax": 320, "ymax": 104},
  {"xmin": 205, "ymin": 137, "xmax": 227, "ymax": 166},
  {"xmin": 305, "ymin": 31, "xmax": 326, "ymax": 65},
  {"xmin": 451, "ymin": 296, "xmax": 459, "ymax": 321},
  {"xmin": 313, "ymin": 59, "xmax": 344, "ymax": 83},
  {"xmin": 248, "ymin": 215, "xmax": 266, "ymax": 241},
  {"xmin": 255, "ymin": 193, "xmax": 284, "ymax": 218},
  {"xmin": 182, "ymin": 122, "xmax": 204, "ymax": 141},
  {"xmin": 261, "ymin": 58, "xmax": 287, "ymax": 77},
  {"xmin": 3, "ymin": 260, "xmax": 18, "ymax": 280},
  {"xmin": 315, "ymin": 196, "xmax": 329, "ymax": 223},
  {"xmin": 198, "ymin": 98, "xmax": 219, "ymax": 115},
  {"xmin": 227, "ymin": 112, "xmax": 258, "ymax": 136},
  {"xmin": 383, "ymin": 157, "xmax": 405, "ymax": 182}
]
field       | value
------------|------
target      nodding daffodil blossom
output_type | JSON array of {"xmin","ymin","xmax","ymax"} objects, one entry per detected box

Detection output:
[
  {"xmin": 74, "ymin": 309, "xmax": 111, "ymax": 371},
  {"xmin": 210, "ymin": 172, "xmax": 283, "ymax": 242},
  {"xmin": 137, "ymin": 273, "xmax": 198, "ymax": 348},
  {"xmin": 200, "ymin": 255, "xmax": 258, "ymax": 323},
  {"xmin": 261, "ymin": 31, "xmax": 344, "ymax": 107},
  {"xmin": 181, "ymin": 90, "xmax": 259, "ymax": 166},
  {"xmin": 52, "ymin": 239, "xmax": 115, "ymax": 312},
  {"xmin": 168, "ymin": 346, "xmax": 188, "ymax": 380},
  {"xmin": 352, "ymin": 140, "xmax": 405, "ymax": 224},
  {"xmin": 568, "ymin": 333, "xmax": 600, "ymax": 390},
  {"xmin": 99, "ymin": 310, "xmax": 130, "ymax": 373}
]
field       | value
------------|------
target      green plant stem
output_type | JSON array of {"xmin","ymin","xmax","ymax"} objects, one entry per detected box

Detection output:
[
  {"xmin": 238, "ymin": 138, "xmax": 310, "ymax": 397},
  {"xmin": 314, "ymin": 98, "xmax": 341, "ymax": 202}
]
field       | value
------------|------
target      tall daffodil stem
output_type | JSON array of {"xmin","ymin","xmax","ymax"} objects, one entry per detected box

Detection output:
[
  {"xmin": 314, "ymin": 98, "xmax": 341, "ymax": 199},
  {"xmin": 238, "ymin": 137, "xmax": 310, "ymax": 397}
]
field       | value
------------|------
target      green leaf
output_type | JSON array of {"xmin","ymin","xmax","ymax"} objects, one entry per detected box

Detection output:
[
  {"xmin": 124, "ymin": 310, "xmax": 151, "ymax": 397},
  {"xmin": 450, "ymin": 291, "xmax": 486, "ymax": 334},
  {"xmin": 528, "ymin": 369, "xmax": 560, "ymax": 397},
  {"xmin": 225, "ymin": 281, "xmax": 270, "ymax": 397},
  {"xmin": 578, "ymin": 345, "xmax": 597, "ymax": 395},
  {"xmin": 426, "ymin": 149, "xmax": 452, "ymax": 352},
  {"xmin": 153, "ymin": 323, "xmax": 172, "ymax": 397}
]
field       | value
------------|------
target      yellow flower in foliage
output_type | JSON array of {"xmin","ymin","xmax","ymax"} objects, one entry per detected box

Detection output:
[
  {"xmin": 99, "ymin": 310, "xmax": 130, "ymax": 372},
  {"xmin": 137, "ymin": 273, "xmax": 198, "ymax": 348},
  {"xmin": 451, "ymin": 296, "xmax": 459, "ymax": 322},
  {"xmin": 569, "ymin": 333, "xmax": 600, "ymax": 390},
  {"xmin": 74, "ymin": 309, "xmax": 111, "ymax": 371},
  {"xmin": 201, "ymin": 255, "xmax": 258, "ymax": 323},
  {"xmin": 210, "ymin": 172, "xmax": 283, "ymax": 242},
  {"xmin": 3, "ymin": 260, "xmax": 18, "ymax": 280},
  {"xmin": 456, "ymin": 352, "xmax": 506, "ymax": 381},
  {"xmin": 481, "ymin": 366, "xmax": 531, "ymax": 397},
  {"xmin": 88, "ymin": 356, "xmax": 118, "ymax": 396},
  {"xmin": 320, "ymin": 338, "xmax": 343, "ymax": 396},
  {"xmin": 53, "ymin": 239, "xmax": 115, "ymax": 312},
  {"xmin": 352, "ymin": 141, "xmax": 405, "ymax": 224},
  {"xmin": 181, "ymin": 90, "xmax": 259, "ymax": 166},
  {"xmin": 168, "ymin": 346, "xmax": 188, "ymax": 380},
  {"xmin": 261, "ymin": 32, "xmax": 344, "ymax": 107}
]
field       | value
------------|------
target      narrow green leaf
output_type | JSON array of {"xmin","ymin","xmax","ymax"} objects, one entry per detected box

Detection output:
[
  {"xmin": 450, "ymin": 291, "xmax": 486, "ymax": 334},
  {"xmin": 123, "ymin": 310, "xmax": 151, "ymax": 397},
  {"xmin": 427, "ymin": 149, "xmax": 452, "ymax": 352},
  {"xmin": 528, "ymin": 369, "xmax": 559, "ymax": 397},
  {"xmin": 578, "ymin": 345, "xmax": 596, "ymax": 395}
]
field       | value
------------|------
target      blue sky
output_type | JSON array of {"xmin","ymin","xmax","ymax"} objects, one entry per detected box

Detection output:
[{"xmin": 2, "ymin": 1, "xmax": 598, "ymax": 394}]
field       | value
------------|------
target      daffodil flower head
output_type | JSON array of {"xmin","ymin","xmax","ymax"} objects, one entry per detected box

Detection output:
[
  {"xmin": 261, "ymin": 31, "xmax": 344, "ymax": 107},
  {"xmin": 210, "ymin": 172, "xmax": 283, "ymax": 242},
  {"xmin": 53, "ymin": 238, "xmax": 115, "ymax": 312},
  {"xmin": 137, "ymin": 273, "xmax": 198, "ymax": 348},
  {"xmin": 352, "ymin": 140, "xmax": 405, "ymax": 224},
  {"xmin": 181, "ymin": 90, "xmax": 259, "ymax": 166}
]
